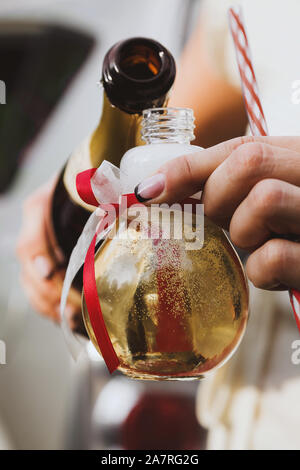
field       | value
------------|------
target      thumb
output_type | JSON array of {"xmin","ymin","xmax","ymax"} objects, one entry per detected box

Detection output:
[{"xmin": 134, "ymin": 135, "xmax": 300, "ymax": 205}]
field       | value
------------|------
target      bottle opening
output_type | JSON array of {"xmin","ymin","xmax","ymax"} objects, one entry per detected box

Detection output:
[
  {"xmin": 141, "ymin": 107, "xmax": 195, "ymax": 144},
  {"xmin": 119, "ymin": 44, "xmax": 161, "ymax": 80},
  {"xmin": 102, "ymin": 37, "xmax": 176, "ymax": 114}
]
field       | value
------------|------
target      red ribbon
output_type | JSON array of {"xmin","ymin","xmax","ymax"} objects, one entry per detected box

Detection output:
[
  {"xmin": 76, "ymin": 168, "xmax": 99, "ymax": 207},
  {"xmin": 76, "ymin": 169, "xmax": 144, "ymax": 372},
  {"xmin": 76, "ymin": 169, "xmax": 201, "ymax": 373}
]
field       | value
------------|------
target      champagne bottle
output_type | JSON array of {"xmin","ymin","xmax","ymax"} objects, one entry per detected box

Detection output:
[{"xmin": 51, "ymin": 37, "xmax": 176, "ymax": 261}]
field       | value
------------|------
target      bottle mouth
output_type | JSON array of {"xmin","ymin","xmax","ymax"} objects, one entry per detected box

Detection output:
[
  {"xmin": 118, "ymin": 42, "xmax": 162, "ymax": 81},
  {"xmin": 141, "ymin": 107, "xmax": 195, "ymax": 144},
  {"xmin": 102, "ymin": 37, "xmax": 176, "ymax": 114}
]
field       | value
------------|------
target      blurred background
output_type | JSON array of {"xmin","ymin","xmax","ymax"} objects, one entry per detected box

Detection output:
[{"xmin": 0, "ymin": 0, "xmax": 208, "ymax": 450}]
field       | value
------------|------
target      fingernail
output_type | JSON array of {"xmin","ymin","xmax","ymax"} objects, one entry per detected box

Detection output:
[
  {"xmin": 33, "ymin": 256, "xmax": 53, "ymax": 279},
  {"xmin": 134, "ymin": 173, "xmax": 165, "ymax": 202}
]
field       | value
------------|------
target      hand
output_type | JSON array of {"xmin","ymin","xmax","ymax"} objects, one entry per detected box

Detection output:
[
  {"xmin": 134, "ymin": 136, "xmax": 300, "ymax": 291},
  {"xmin": 16, "ymin": 177, "xmax": 83, "ymax": 331}
]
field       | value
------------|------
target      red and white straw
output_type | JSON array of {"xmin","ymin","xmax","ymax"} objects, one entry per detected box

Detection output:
[
  {"xmin": 228, "ymin": 6, "xmax": 268, "ymax": 136},
  {"xmin": 228, "ymin": 5, "xmax": 300, "ymax": 333}
]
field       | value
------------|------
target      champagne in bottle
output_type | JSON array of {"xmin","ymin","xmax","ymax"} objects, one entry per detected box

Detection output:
[{"xmin": 51, "ymin": 37, "xmax": 176, "ymax": 261}]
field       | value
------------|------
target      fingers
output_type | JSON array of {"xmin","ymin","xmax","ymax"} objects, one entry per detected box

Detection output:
[
  {"xmin": 16, "ymin": 179, "xmax": 64, "ymax": 271},
  {"xmin": 229, "ymin": 179, "xmax": 300, "ymax": 250},
  {"xmin": 17, "ymin": 178, "xmax": 86, "ymax": 335},
  {"xmin": 246, "ymin": 238, "xmax": 300, "ymax": 291},
  {"xmin": 23, "ymin": 260, "xmax": 63, "ymax": 307},
  {"xmin": 17, "ymin": 198, "xmax": 54, "ymax": 275},
  {"xmin": 135, "ymin": 136, "xmax": 250, "ymax": 203},
  {"xmin": 135, "ymin": 136, "xmax": 300, "ymax": 205},
  {"xmin": 21, "ymin": 271, "xmax": 61, "ymax": 322},
  {"xmin": 20, "ymin": 264, "xmax": 81, "ymax": 324},
  {"xmin": 132, "ymin": 135, "xmax": 300, "ymax": 295},
  {"xmin": 16, "ymin": 178, "xmax": 67, "ymax": 323},
  {"xmin": 21, "ymin": 274, "xmax": 59, "ymax": 321},
  {"xmin": 202, "ymin": 142, "xmax": 300, "ymax": 227}
]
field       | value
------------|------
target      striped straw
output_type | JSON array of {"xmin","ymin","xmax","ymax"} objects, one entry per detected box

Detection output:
[
  {"xmin": 228, "ymin": 6, "xmax": 268, "ymax": 136},
  {"xmin": 228, "ymin": 5, "xmax": 300, "ymax": 333}
]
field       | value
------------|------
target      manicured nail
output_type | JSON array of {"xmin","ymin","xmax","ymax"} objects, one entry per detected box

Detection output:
[
  {"xmin": 33, "ymin": 256, "xmax": 53, "ymax": 279},
  {"xmin": 134, "ymin": 173, "xmax": 165, "ymax": 202}
]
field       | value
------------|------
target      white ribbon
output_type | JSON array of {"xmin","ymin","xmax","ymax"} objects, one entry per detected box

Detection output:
[{"xmin": 60, "ymin": 161, "xmax": 121, "ymax": 359}]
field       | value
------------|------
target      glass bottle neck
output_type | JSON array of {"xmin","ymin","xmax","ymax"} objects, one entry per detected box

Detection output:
[
  {"xmin": 141, "ymin": 107, "xmax": 195, "ymax": 145},
  {"xmin": 90, "ymin": 93, "xmax": 143, "ymax": 167},
  {"xmin": 102, "ymin": 37, "xmax": 176, "ymax": 114},
  {"xmin": 89, "ymin": 36, "xmax": 176, "ymax": 167}
]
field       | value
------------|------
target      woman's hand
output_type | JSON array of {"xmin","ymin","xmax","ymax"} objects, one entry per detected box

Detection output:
[
  {"xmin": 134, "ymin": 136, "xmax": 300, "ymax": 291},
  {"xmin": 16, "ymin": 177, "xmax": 82, "ymax": 330}
]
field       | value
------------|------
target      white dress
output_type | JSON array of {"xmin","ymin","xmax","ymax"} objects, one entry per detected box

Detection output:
[{"xmin": 197, "ymin": 0, "xmax": 300, "ymax": 450}]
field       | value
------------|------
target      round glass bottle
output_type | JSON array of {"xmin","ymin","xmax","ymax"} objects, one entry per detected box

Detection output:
[{"xmin": 82, "ymin": 108, "xmax": 249, "ymax": 380}]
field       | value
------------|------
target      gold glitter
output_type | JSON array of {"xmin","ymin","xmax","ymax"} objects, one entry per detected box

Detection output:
[{"xmin": 82, "ymin": 210, "xmax": 249, "ymax": 380}]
